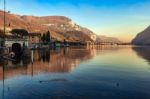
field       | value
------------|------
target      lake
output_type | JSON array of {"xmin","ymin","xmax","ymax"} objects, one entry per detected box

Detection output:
[{"xmin": 0, "ymin": 45, "xmax": 150, "ymax": 99}]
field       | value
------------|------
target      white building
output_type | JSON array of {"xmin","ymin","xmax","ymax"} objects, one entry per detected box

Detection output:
[
  {"xmin": 5, "ymin": 38, "xmax": 29, "ymax": 47},
  {"xmin": 90, "ymin": 34, "xmax": 97, "ymax": 41}
]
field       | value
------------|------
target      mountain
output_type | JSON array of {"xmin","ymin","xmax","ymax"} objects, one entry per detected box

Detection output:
[
  {"xmin": 0, "ymin": 10, "xmax": 94, "ymax": 42},
  {"xmin": 132, "ymin": 26, "xmax": 150, "ymax": 45},
  {"xmin": 0, "ymin": 10, "xmax": 122, "ymax": 44},
  {"xmin": 96, "ymin": 35, "xmax": 122, "ymax": 44}
]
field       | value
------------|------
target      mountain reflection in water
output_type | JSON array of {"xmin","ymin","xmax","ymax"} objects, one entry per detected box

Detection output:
[{"xmin": 132, "ymin": 46, "xmax": 150, "ymax": 64}]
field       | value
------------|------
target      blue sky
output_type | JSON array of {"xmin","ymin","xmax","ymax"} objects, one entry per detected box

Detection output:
[{"xmin": 0, "ymin": 0, "xmax": 150, "ymax": 42}]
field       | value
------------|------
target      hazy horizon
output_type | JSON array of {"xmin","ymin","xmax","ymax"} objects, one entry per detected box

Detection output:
[{"xmin": 0, "ymin": 0, "xmax": 150, "ymax": 42}]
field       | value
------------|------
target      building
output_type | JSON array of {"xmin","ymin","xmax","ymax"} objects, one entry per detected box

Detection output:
[
  {"xmin": 4, "ymin": 38, "xmax": 29, "ymax": 47},
  {"xmin": 90, "ymin": 34, "xmax": 97, "ymax": 42},
  {"xmin": 28, "ymin": 33, "xmax": 41, "ymax": 46},
  {"xmin": 3, "ymin": 32, "xmax": 41, "ymax": 48}
]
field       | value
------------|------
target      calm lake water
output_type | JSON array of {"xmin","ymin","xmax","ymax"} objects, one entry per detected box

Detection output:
[{"xmin": 0, "ymin": 46, "xmax": 150, "ymax": 99}]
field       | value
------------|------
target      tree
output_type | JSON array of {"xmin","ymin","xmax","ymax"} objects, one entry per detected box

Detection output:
[
  {"xmin": 46, "ymin": 31, "xmax": 51, "ymax": 43},
  {"xmin": 41, "ymin": 34, "xmax": 46, "ymax": 43},
  {"xmin": 0, "ymin": 30, "xmax": 5, "ymax": 47},
  {"xmin": 11, "ymin": 29, "xmax": 28, "ymax": 38},
  {"xmin": 41, "ymin": 31, "xmax": 51, "ymax": 44},
  {"xmin": 64, "ymin": 39, "xmax": 66, "ymax": 45},
  {"xmin": 0, "ymin": 30, "xmax": 5, "ymax": 38}
]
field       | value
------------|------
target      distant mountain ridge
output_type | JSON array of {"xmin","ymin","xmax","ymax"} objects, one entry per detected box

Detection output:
[
  {"xmin": 96, "ymin": 35, "xmax": 122, "ymax": 44},
  {"xmin": 132, "ymin": 26, "xmax": 150, "ymax": 45},
  {"xmin": 0, "ymin": 10, "xmax": 122, "ymax": 43},
  {"xmin": 0, "ymin": 10, "xmax": 95, "ymax": 42}
]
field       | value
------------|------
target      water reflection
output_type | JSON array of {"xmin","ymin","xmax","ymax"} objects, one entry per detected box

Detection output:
[
  {"xmin": 0, "ymin": 47, "xmax": 96, "ymax": 80},
  {"xmin": 0, "ymin": 47, "xmax": 97, "ymax": 99},
  {"xmin": 132, "ymin": 47, "xmax": 150, "ymax": 64},
  {"xmin": 0, "ymin": 45, "xmax": 135, "ymax": 81},
  {"xmin": 1, "ymin": 46, "xmax": 150, "ymax": 99}
]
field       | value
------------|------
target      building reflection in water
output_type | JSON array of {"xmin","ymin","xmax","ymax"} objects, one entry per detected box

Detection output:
[
  {"xmin": 0, "ymin": 45, "xmax": 126, "ymax": 82},
  {"xmin": 0, "ymin": 47, "xmax": 97, "ymax": 81},
  {"xmin": 0, "ymin": 45, "xmax": 129, "ymax": 99}
]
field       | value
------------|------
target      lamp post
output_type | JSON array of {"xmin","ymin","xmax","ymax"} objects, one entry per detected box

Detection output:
[
  {"xmin": 1, "ymin": 0, "xmax": 6, "ymax": 47},
  {"xmin": 2, "ymin": 1, "xmax": 6, "ymax": 98},
  {"xmin": 4, "ymin": 0, "xmax": 6, "ymax": 35}
]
